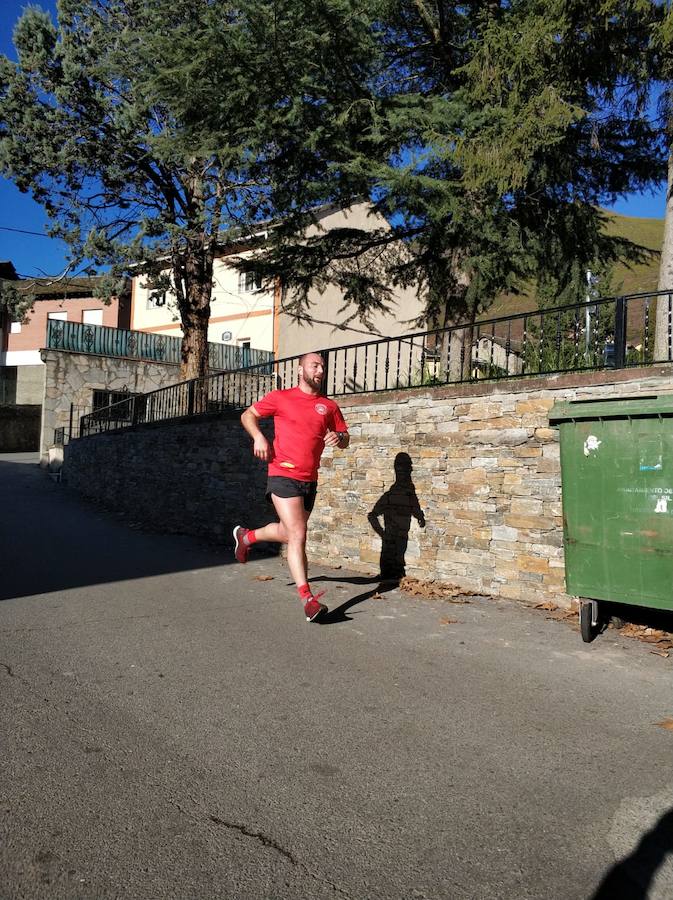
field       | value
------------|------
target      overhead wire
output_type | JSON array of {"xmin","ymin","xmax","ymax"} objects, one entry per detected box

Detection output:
[{"xmin": 0, "ymin": 225, "xmax": 62, "ymax": 238}]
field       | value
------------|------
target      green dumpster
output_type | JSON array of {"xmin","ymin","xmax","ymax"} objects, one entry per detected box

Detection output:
[{"xmin": 549, "ymin": 395, "xmax": 673, "ymax": 642}]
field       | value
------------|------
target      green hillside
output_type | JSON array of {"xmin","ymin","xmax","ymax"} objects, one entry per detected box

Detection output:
[
  {"xmin": 481, "ymin": 210, "xmax": 664, "ymax": 322},
  {"xmin": 604, "ymin": 210, "xmax": 663, "ymax": 295}
]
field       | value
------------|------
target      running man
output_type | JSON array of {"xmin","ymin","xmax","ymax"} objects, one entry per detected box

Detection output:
[{"xmin": 233, "ymin": 352, "xmax": 350, "ymax": 622}]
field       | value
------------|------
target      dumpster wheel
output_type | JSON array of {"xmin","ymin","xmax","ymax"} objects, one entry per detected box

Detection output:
[{"xmin": 579, "ymin": 598, "xmax": 601, "ymax": 643}]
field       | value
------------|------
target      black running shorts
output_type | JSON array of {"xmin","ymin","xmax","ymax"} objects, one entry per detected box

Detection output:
[{"xmin": 266, "ymin": 476, "xmax": 318, "ymax": 513}]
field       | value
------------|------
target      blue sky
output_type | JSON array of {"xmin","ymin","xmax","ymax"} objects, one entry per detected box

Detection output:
[{"xmin": 0, "ymin": 1, "xmax": 668, "ymax": 278}]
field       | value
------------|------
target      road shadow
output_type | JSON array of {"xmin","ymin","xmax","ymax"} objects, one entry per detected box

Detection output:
[
  {"xmin": 367, "ymin": 452, "xmax": 425, "ymax": 580},
  {"xmin": 318, "ymin": 577, "xmax": 401, "ymax": 624},
  {"xmin": 283, "ymin": 573, "xmax": 401, "ymax": 624},
  {"xmin": 591, "ymin": 806, "xmax": 673, "ymax": 899},
  {"xmin": 0, "ymin": 456, "xmax": 233, "ymax": 602},
  {"xmin": 310, "ymin": 574, "xmax": 382, "ymax": 586}
]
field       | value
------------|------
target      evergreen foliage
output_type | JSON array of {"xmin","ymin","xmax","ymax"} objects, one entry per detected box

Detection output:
[
  {"xmin": 0, "ymin": 0, "xmax": 380, "ymax": 376},
  {"xmin": 257, "ymin": 0, "xmax": 665, "ymax": 331},
  {"xmin": 0, "ymin": 0, "xmax": 667, "ymax": 373}
]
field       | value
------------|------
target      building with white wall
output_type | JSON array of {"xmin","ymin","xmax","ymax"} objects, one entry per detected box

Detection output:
[
  {"xmin": 130, "ymin": 203, "xmax": 426, "ymax": 365},
  {"xmin": 130, "ymin": 239, "xmax": 277, "ymax": 359}
]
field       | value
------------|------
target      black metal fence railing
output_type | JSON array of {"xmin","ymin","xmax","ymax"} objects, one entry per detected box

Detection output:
[
  {"xmin": 79, "ymin": 367, "xmax": 277, "ymax": 437},
  {"xmin": 54, "ymin": 404, "xmax": 93, "ymax": 445},
  {"xmin": 77, "ymin": 289, "xmax": 673, "ymax": 438}
]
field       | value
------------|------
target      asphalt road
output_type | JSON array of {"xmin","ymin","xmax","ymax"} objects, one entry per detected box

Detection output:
[{"xmin": 1, "ymin": 452, "xmax": 672, "ymax": 900}]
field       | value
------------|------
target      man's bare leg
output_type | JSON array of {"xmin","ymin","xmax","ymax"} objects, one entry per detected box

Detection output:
[
  {"xmin": 270, "ymin": 495, "xmax": 325, "ymax": 620},
  {"xmin": 250, "ymin": 521, "xmax": 288, "ymax": 543},
  {"xmin": 243, "ymin": 510, "xmax": 310, "ymax": 577},
  {"xmin": 270, "ymin": 495, "xmax": 309, "ymax": 587}
]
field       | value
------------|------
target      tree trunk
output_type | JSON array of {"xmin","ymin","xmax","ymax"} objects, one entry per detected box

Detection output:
[
  {"xmin": 655, "ymin": 124, "xmax": 673, "ymax": 362},
  {"xmin": 180, "ymin": 305, "xmax": 210, "ymax": 381},
  {"xmin": 178, "ymin": 232, "xmax": 215, "ymax": 383}
]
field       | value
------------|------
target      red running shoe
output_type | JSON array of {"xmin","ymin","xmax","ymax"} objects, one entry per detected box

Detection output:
[
  {"xmin": 233, "ymin": 525, "xmax": 250, "ymax": 564},
  {"xmin": 304, "ymin": 592, "xmax": 327, "ymax": 622}
]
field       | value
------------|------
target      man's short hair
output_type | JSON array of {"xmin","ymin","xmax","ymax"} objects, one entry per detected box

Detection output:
[{"xmin": 298, "ymin": 351, "xmax": 324, "ymax": 367}]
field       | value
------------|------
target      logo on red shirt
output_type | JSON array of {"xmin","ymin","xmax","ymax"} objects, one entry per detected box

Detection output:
[{"xmin": 314, "ymin": 403, "xmax": 328, "ymax": 416}]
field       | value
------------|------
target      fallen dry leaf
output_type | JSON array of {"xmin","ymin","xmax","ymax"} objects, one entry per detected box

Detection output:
[
  {"xmin": 400, "ymin": 576, "xmax": 473, "ymax": 602},
  {"xmin": 253, "ymin": 575, "xmax": 274, "ymax": 582},
  {"xmin": 650, "ymin": 649, "xmax": 670, "ymax": 659},
  {"xmin": 656, "ymin": 718, "xmax": 673, "ymax": 731},
  {"xmin": 618, "ymin": 623, "xmax": 673, "ymax": 649},
  {"xmin": 371, "ymin": 592, "xmax": 384, "ymax": 601},
  {"xmin": 439, "ymin": 617, "xmax": 459, "ymax": 626},
  {"xmin": 545, "ymin": 609, "xmax": 576, "ymax": 622},
  {"xmin": 535, "ymin": 600, "xmax": 559, "ymax": 611}
]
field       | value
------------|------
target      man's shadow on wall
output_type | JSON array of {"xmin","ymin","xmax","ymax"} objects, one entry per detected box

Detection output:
[
  {"xmin": 368, "ymin": 451, "xmax": 426, "ymax": 580},
  {"xmin": 315, "ymin": 452, "xmax": 426, "ymax": 624}
]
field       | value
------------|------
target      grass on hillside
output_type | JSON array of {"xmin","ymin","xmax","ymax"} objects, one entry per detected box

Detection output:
[{"xmin": 478, "ymin": 210, "xmax": 664, "ymax": 324}]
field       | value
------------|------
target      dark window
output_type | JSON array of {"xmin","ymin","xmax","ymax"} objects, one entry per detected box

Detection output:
[
  {"xmin": 92, "ymin": 389, "xmax": 137, "ymax": 420},
  {"xmin": 238, "ymin": 270, "xmax": 262, "ymax": 293}
]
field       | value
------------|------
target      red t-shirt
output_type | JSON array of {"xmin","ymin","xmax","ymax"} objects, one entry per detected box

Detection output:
[{"xmin": 252, "ymin": 387, "xmax": 348, "ymax": 481}]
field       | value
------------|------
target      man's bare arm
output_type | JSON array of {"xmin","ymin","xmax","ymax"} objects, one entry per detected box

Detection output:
[
  {"xmin": 324, "ymin": 430, "xmax": 350, "ymax": 449},
  {"xmin": 241, "ymin": 406, "xmax": 270, "ymax": 461}
]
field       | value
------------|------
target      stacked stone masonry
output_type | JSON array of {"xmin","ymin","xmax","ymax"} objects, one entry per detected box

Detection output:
[
  {"xmin": 41, "ymin": 349, "xmax": 184, "ymax": 460},
  {"xmin": 64, "ymin": 365, "xmax": 673, "ymax": 609},
  {"xmin": 64, "ymin": 413, "xmax": 275, "ymax": 545},
  {"xmin": 311, "ymin": 366, "xmax": 673, "ymax": 608}
]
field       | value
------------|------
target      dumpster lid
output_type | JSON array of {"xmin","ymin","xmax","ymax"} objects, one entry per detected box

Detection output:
[{"xmin": 549, "ymin": 395, "xmax": 673, "ymax": 423}]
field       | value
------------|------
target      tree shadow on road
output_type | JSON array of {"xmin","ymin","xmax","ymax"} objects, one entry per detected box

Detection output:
[{"xmin": 591, "ymin": 806, "xmax": 673, "ymax": 899}]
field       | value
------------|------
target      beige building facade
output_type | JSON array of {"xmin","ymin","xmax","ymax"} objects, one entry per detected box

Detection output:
[
  {"xmin": 130, "ymin": 204, "xmax": 426, "ymax": 364},
  {"xmin": 275, "ymin": 203, "xmax": 425, "ymax": 361},
  {"xmin": 130, "ymin": 240, "xmax": 277, "ymax": 357}
]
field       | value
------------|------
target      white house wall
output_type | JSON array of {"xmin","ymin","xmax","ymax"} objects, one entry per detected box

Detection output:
[
  {"xmin": 1, "ymin": 350, "xmax": 44, "ymax": 366},
  {"xmin": 131, "ymin": 250, "xmax": 275, "ymax": 352}
]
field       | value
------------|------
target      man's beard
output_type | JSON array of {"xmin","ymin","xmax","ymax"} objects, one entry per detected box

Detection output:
[{"xmin": 305, "ymin": 374, "xmax": 322, "ymax": 390}]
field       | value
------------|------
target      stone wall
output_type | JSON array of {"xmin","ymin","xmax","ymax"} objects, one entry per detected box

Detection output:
[
  {"xmin": 63, "ymin": 365, "xmax": 673, "ymax": 608},
  {"xmin": 64, "ymin": 414, "xmax": 274, "ymax": 543},
  {"xmin": 0, "ymin": 405, "xmax": 41, "ymax": 451},
  {"xmin": 40, "ymin": 349, "xmax": 184, "ymax": 462},
  {"xmin": 310, "ymin": 366, "xmax": 673, "ymax": 606}
]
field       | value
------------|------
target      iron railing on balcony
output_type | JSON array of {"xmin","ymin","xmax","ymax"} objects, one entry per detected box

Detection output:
[
  {"xmin": 77, "ymin": 289, "xmax": 673, "ymax": 439},
  {"xmin": 45, "ymin": 318, "xmax": 274, "ymax": 370}
]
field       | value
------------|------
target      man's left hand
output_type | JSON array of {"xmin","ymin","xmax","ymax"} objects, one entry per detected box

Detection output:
[{"xmin": 324, "ymin": 430, "xmax": 343, "ymax": 447}]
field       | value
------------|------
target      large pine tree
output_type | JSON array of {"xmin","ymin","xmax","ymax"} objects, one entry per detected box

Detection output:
[
  {"xmin": 0, "ymin": 1, "xmax": 665, "ymax": 374},
  {"xmin": 256, "ymin": 0, "xmax": 665, "ymax": 332},
  {"xmin": 0, "ymin": 0, "xmax": 379, "ymax": 377}
]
